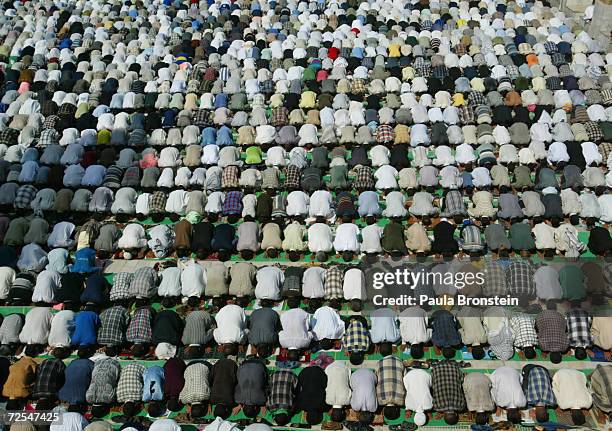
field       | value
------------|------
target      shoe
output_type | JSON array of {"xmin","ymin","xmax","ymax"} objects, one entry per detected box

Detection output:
[{"xmin": 321, "ymin": 421, "xmax": 343, "ymax": 430}]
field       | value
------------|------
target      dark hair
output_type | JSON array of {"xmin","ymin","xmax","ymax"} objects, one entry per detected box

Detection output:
[
  {"xmin": 349, "ymin": 351, "xmax": 365, "ymax": 365},
  {"xmin": 574, "ymin": 347, "xmax": 587, "ymax": 360},
  {"xmin": 257, "ymin": 344, "xmax": 272, "ymax": 358},
  {"xmin": 330, "ymin": 408, "xmax": 345, "ymax": 422},
  {"xmin": 319, "ymin": 338, "xmax": 333, "ymax": 350},
  {"xmin": 444, "ymin": 411, "xmax": 459, "ymax": 425},
  {"xmin": 91, "ymin": 404, "xmax": 110, "ymax": 418},
  {"xmin": 287, "ymin": 349, "xmax": 300, "ymax": 361},
  {"xmin": 358, "ymin": 411, "xmax": 373, "ymax": 424},
  {"xmin": 242, "ymin": 404, "xmax": 259, "ymax": 418},
  {"xmin": 122, "ymin": 401, "xmax": 139, "ymax": 418},
  {"xmin": 191, "ymin": 403, "xmax": 207, "ymax": 418},
  {"xmin": 523, "ymin": 346, "xmax": 536, "ymax": 359},
  {"xmin": 274, "ymin": 412, "xmax": 290, "ymax": 425},
  {"xmin": 410, "ymin": 344, "xmax": 424, "ymax": 359},
  {"xmin": 214, "ymin": 403, "xmax": 231, "ymax": 419},
  {"xmin": 52, "ymin": 346, "xmax": 71, "ymax": 359},
  {"xmin": 167, "ymin": 398, "xmax": 182, "ymax": 412},
  {"xmin": 383, "ymin": 405, "xmax": 400, "ymax": 420},
  {"xmin": 471, "ymin": 345, "xmax": 485, "ymax": 360},
  {"xmin": 147, "ymin": 401, "xmax": 165, "ymax": 417},
  {"xmin": 507, "ymin": 408, "xmax": 521, "ymax": 424},
  {"xmin": 535, "ymin": 406, "xmax": 549, "ymax": 423},
  {"xmin": 442, "ymin": 347, "xmax": 455, "ymax": 359},
  {"xmin": 187, "ymin": 296, "xmax": 200, "ymax": 307},
  {"xmin": 549, "ymin": 351, "xmax": 562, "ymax": 364},
  {"xmin": 571, "ymin": 409, "xmax": 585, "ymax": 425},
  {"xmin": 306, "ymin": 410, "xmax": 323, "ymax": 425},
  {"xmin": 379, "ymin": 342, "xmax": 392, "ymax": 357},
  {"xmin": 24, "ymin": 344, "xmax": 41, "ymax": 357},
  {"xmin": 131, "ymin": 344, "xmax": 148, "ymax": 358},
  {"xmin": 475, "ymin": 412, "xmax": 488, "ymax": 425}
]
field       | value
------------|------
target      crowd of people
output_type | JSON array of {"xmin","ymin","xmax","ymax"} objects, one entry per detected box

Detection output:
[{"xmin": 0, "ymin": 0, "xmax": 610, "ymax": 427}]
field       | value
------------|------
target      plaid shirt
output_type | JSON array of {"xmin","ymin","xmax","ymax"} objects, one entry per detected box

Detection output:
[
  {"xmin": 192, "ymin": 109, "xmax": 213, "ymax": 127},
  {"xmin": 376, "ymin": 356, "xmax": 405, "ymax": 406},
  {"xmin": 42, "ymin": 115, "xmax": 61, "ymax": 131},
  {"xmin": 267, "ymin": 369, "xmax": 297, "ymax": 411},
  {"xmin": 566, "ymin": 309, "xmax": 593, "ymax": 348},
  {"xmin": 343, "ymin": 318, "xmax": 371, "ymax": 352},
  {"xmin": 353, "ymin": 165, "xmax": 374, "ymax": 189},
  {"xmin": 584, "ymin": 121, "xmax": 604, "ymax": 142},
  {"xmin": 431, "ymin": 361, "xmax": 466, "ymax": 412},
  {"xmin": 483, "ymin": 260, "xmax": 507, "ymax": 296},
  {"xmin": 510, "ymin": 314, "xmax": 538, "ymax": 348},
  {"xmin": 129, "ymin": 267, "xmax": 158, "ymax": 299},
  {"xmin": 506, "ymin": 260, "xmax": 535, "ymax": 296},
  {"xmin": 126, "ymin": 307, "xmax": 154, "ymax": 344},
  {"xmin": 467, "ymin": 92, "xmax": 486, "ymax": 107},
  {"xmin": 523, "ymin": 365, "xmax": 556, "ymax": 407},
  {"xmin": 86, "ymin": 357, "xmax": 121, "ymax": 404},
  {"xmin": 149, "ymin": 191, "xmax": 167, "ymax": 214},
  {"xmin": 324, "ymin": 266, "xmax": 344, "ymax": 299},
  {"xmin": 271, "ymin": 107, "xmax": 289, "ymax": 126},
  {"xmin": 37, "ymin": 129, "xmax": 60, "ymax": 148},
  {"xmin": 458, "ymin": 105, "xmax": 475, "ymax": 124},
  {"xmin": 116, "ymin": 363, "xmax": 146, "ymax": 403},
  {"xmin": 376, "ymin": 124, "xmax": 395, "ymax": 143},
  {"xmin": 350, "ymin": 78, "xmax": 366, "ymax": 94},
  {"xmin": 33, "ymin": 358, "xmax": 66, "ymax": 399},
  {"xmin": 110, "ymin": 272, "xmax": 133, "ymax": 301},
  {"xmin": 97, "ymin": 305, "xmax": 129, "ymax": 346},
  {"xmin": 284, "ymin": 165, "xmax": 301, "ymax": 189},
  {"xmin": 222, "ymin": 190, "xmax": 243, "ymax": 215},
  {"xmin": 536, "ymin": 310, "xmax": 569, "ymax": 353},
  {"xmin": 0, "ymin": 128, "xmax": 19, "ymax": 146},
  {"xmin": 14, "ymin": 185, "xmax": 37, "ymax": 209},
  {"xmin": 222, "ymin": 165, "xmax": 240, "ymax": 189}
]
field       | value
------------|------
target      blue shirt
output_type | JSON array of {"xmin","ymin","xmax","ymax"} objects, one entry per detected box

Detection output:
[
  {"xmin": 201, "ymin": 127, "xmax": 217, "ymax": 146},
  {"xmin": 216, "ymin": 126, "xmax": 234, "ymax": 147},
  {"xmin": 142, "ymin": 366, "xmax": 165, "ymax": 402},
  {"xmin": 59, "ymin": 358, "xmax": 95, "ymax": 403},
  {"xmin": 70, "ymin": 248, "xmax": 99, "ymax": 274},
  {"xmin": 71, "ymin": 311, "xmax": 100, "ymax": 346},
  {"xmin": 214, "ymin": 93, "xmax": 228, "ymax": 108}
]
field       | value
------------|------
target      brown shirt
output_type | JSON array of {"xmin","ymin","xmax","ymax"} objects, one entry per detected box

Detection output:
[
  {"xmin": 174, "ymin": 219, "xmax": 193, "ymax": 250},
  {"xmin": 2, "ymin": 356, "xmax": 38, "ymax": 399}
]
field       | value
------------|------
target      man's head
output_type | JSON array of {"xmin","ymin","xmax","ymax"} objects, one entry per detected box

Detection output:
[
  {"xmin": 571, "ymin": 409, "xmax": 585, "ymax": 425},
  {"xmin": 350, "ymin": 299, "xmax": 362, "ymax": 312},
  {"xmin": 383, "ymin": 405, "xmax": 400, "ymax": 420},
  {"xmin": 330, "ymin": 408, "xmax": 345, "ymax": 422},
  {"xmin": 442, "ymin": 346, "xmax": 455, "ymax": 359},
  {"xmin": 379, "ymin": 342, "xmax": 392, "ymax": 357},
  {"xmin": 506, "ymin": 408, "xmax": 521, "ymax": 424},
  {"xmin": 147, "ymin": 401, "xmax": 165, "ymax": 418},
  {"xmin": 287, "ymin": 349, "xmax": 300, "ymax": 361},
  {"xmin": 223, "ymin": 343, "xmax": 239, "ymax": 356},
  {"xmin": 91, "ymin": 404, "xmax": 110, "ymax": 418},
  {"xmin": 257, "ymin": 344, "xmax": 272, "ymax": 358},
  {"xmin": 213, "ymin": 403, "xmax": 231, "ymax": 419},
  {"xmin": 349, "ymin": 350, "xmax": 365, "ymax": 365},
  {"xmin": 191, "ymin": 403, "xmax": 207, "ymax": 418},
  {"xmin": 358, "ymin": 411, "xmax": 373, "ymax": 424},
  {"xmin": 549, "ymin": 351, "xmax": 562, "ymax": 364},
  {"xmin": 122, "ymin": 401, "xmax": 139, "ymax": 418},
  {"xmin": 167, "ymin": 398, "xmax": 182, "ymax": 412},
  {"xmin": 306, "ymin": 410, "xmax": 323, "ymax": 425},
  {"xmin": 444, "ymin": 411, "xmax": 458, "ymax": 425},
  {"xmin": 243, "ymin": 405, "xmax": 259, "ymax": 418},
  {"xmin": 131, "ymin": 343, "xmax": 148, "ymax": 358},
  {"xmin": 535, "ymin": 406, "xmax": 549, "ymax": 423},
  {"xmin": 471, "ymin": 345, "xmax": 485, "ymax": 360},
  {"xmin": 574, "ymin": 347, "xmax": 587, "ymax": 360},
  {"xmin": 410, "ymin": 343, "xmax": 424, "ymax": 359},
  {"xmin": 475, "ymin": 412, "xmax": 488, "ymax": 425},
  {"xmin": 274, "ymin": 412, "xmax": 290, "ymax": 425},
  {"xmin": 52, "ymin": 347, "xmax": 70, "ymax": 359},
  {"xmin": 523, "ymin": 346, "xmax": 536, "ymax": 359}
]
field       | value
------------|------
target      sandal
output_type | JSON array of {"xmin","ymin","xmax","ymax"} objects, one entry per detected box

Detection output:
[{"xmin": 321, "ymin": 421, "xmax": 343, "ymax": 430}]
